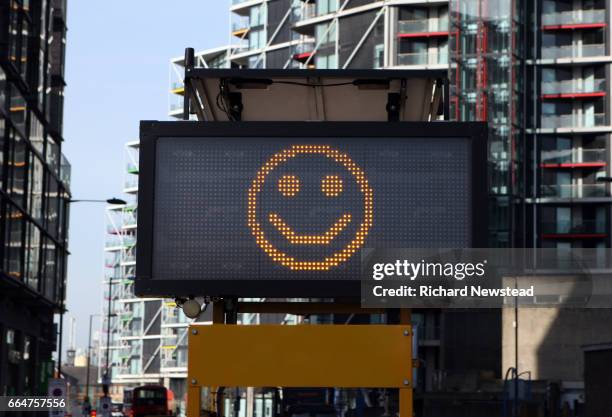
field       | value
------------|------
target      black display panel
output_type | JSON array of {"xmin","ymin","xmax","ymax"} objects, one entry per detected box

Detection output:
[{"xmin": 136, "ymin": 122, "xmax": 487, "ymax": 297}]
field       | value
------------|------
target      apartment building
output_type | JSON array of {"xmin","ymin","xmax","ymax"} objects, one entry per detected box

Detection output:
[{"xmin": 0, "ymin": 0, "xmax": 71, "ymax": 396}]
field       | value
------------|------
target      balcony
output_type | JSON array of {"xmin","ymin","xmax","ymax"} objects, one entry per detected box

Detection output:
[
  {"xmin": 540, "ymin": 183, "xmax": 609, "ymax": 199},
  {"xmin": 164, "ymin": 313, "xmax": 180, "ymax": 325},
  {"xmin": 541, "ymin": 78, "xmax": 605, "ymax": 97},
  {"xmin": 105, "ymin": 236, "xmax": 123, "ymax": 248},
  {"xmin": 293, "ymin": 3, "xmax": 316, "ymax": 21},
  {"xmin": 541, "ymin": 44, "xmax": 606, "ymax": 60},
  {"xmin": 118, "ymin": 345, "xmax": 141, "ymax": 359},
  {"xmin": 124, "ymin": 177, "xmax": 139, "ymax": 190},
  {"xmin": 126, "ymin": 162, "xmax": 138, "ymax": 174},
  {"xmin": 169, "ymin": 103, "xmax": 183, "ymax": 113},
  {"xmin": 397, "ymin": 50, "xmax": 448, "ymax": 66},
  {"xmin": 541, "ymin": 148, "xmax": 606, "ymax": 167},
  {"xmin": 542, "ymin": 9, "xmax": 605, "ymax": 27},
  {"xmin": 232, "ymin": 21, "xmax": 250, "ymax": 38},
  {"xmin": 122, "ymin": 253, "xmax": 136, "ymax": 264},
  {"xmin": 120, "ymin": 311, "xmax": 134, "ymax": 321},
  {"xmin": 397, "ymin": 18, "xmax": 449, "ymax": 37},
  {"xmin": 105, "ymin": 257, "xmax": 120, "ymax": 268},
  {"xmin": 105, "ymin": 273, "xmax": 122, "ymax": 282},
  {"xmin": 541, "ymin": 220, "xmax": 607, "ymax": 237},
  {"xmin": 103, "ymin": 288, "xmax": 122, "ymax": 301},
  {"xmin": 293, "ymin": 42, "xmax": 316, "ymax": 61},
  {"xmin": 161, "ymin": 352, "xmax": 187, "ymax": 369},
  {"xmin": 163, "ymin": 310, "xmax": 189, "ymax": 325},
  {"xmin": 170, "ymin": 81, "xmax": 184, "ymax": 96},
  {"xmin": 119, "ymin": 328, "xmax": 143, "ymax": 338},
  {"xmin": 230, "ymin": 0, "xmax": 265, "ymax": 9},
  {"xmin": 540, "ymin": 113, "xmax": 606, "ymax": 129},
  {"xmin": 123, "ymin": 212, "xmax": 137, "ymax": 228}
]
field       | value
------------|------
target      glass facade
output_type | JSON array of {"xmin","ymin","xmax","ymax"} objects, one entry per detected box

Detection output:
[
  {"xmin": 449, "ymin": 0, "xmax": 523, "ymax": 246},
  {"xmin": 0, "ymin": 0, "xmax": 70, "ymax": 397}
]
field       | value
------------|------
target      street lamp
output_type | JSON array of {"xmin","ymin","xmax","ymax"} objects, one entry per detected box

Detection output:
[{"xmin": 57, "ymin": 197, "xmax": 127, "ymax": 379}]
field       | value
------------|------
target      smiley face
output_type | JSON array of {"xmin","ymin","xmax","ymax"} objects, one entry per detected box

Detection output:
[{"xmin": 247, "ymin": 145, "xmax": 373, "ymax": 270}]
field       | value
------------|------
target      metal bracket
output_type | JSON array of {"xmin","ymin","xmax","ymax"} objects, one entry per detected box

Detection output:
[
  {"xmin": 429, "ymin": 78, "xmax": 445, "ymax": 121},
  {"xmin": 228, "ymin": 92, "xmax": 243, "ymax": 121},
  {"xmin": 387, "ymin": 93, "xmax": 401, "ymax": 121}
]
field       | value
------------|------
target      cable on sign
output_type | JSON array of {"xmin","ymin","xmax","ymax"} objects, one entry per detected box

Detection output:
[{"xmin": 216, "ymin": 79, "xmax": 234, "ymax": 121}]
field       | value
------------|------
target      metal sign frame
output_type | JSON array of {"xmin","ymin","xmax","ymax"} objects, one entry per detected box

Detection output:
[
  {"xmin": 182, "ymin": 67, "xmax": 449, "ymax": 122},
  {"xmin": 136, "ymin": 121, "xmax": 488, "ymax": 298}
]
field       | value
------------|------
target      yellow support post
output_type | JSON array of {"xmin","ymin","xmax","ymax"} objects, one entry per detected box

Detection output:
[
  {"xmin": 399, "ymin": 308, "xmax": 413, "ymax": 417},
  {"xmin": 399, "ymin": 388, "xmax": 413, "ymax": 417},
  {"xmin": 187, "ymin": 383, "xmax": 201, "ymax": 417}
]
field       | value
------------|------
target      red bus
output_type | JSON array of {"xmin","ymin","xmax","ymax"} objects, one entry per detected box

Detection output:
[{"xmin": 123, "ymin": 385, "xmax": 171, "ymax": 417}]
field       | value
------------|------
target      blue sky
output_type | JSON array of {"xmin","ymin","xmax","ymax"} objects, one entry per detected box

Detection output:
[{"xmin": 61, "ymin": 0, "xmax": 230, "ymax": 355}]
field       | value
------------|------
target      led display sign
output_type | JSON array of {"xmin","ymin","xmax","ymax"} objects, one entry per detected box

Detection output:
[{"xmin": 136, "ymin": 122, "xmax": 487, "ymax": 298}]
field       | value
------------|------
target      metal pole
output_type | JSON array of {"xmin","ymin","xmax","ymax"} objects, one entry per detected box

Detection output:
[
  {"xmin": 57, "ymin": 248, "xmax": 67, "ymax": 377},
  {"xmin": 86, "ymin": 314, "xmax": 95, "ymax": 400},
  {"xmin": 58, "ymin": 305, "xmax": 64, "ymax": 376},
  {"xmin": 104, "ymin": 277, "xmax": 112, "ymax": 390},
  {"xmin": 514, "ymin": 301, "xmax": 519, "ymax": 417},
  {"xmin": 183, "ymin": 47, "xmax": 195, "ymax": 121}
]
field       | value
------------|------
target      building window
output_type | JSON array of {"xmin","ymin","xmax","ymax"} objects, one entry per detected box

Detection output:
[
  {"xmin": 315, "ymin": 22, "xmax": 336, "ymax": 47},
  {"xmin": 248, "ymin": 54, "xmax": 264, "ymax": 68},
  {"xmin": 315, "ymin": 53, "xmax": 337, "ymax": 69},
  {"xmin": 4, "ymin": 204, "xmax": 24, "ymax": 280},
  {"xmin": 0, "ymin": 67, "xmax": 6, "ymax": 111},
  {"xmin": 250, "ymin": 4, "xmax": 266, "ymax": 27},
  {"xmin": 24, "ymin": 221, "xmax": 41, "ymax": 291},
  {"xmin": 317, "ymin": 0, "xmax": 338, "ymax": 16},
  {"xmin": 374, "ymin": 44, "xmax": 384, "ymax": 68},
  {"xmin": 8, "ymin": 2, "xmax": 21, "ymax": 70},
  {"xmin": 19, "ymin": 19, "xmax": 29, "ymax": 80},
  {"xmin": 9, "ymin": 86, "xmax": 26, "ymax": 135},
  {"xmin": 8, "ymin": 130, "xmax": 27, "ymax": 209},
  {"xmin": 29, "ymin": 155, "xmax": 44, "ymax": 223},
  {"xmin": 0, "ymin": 119, "xmax": 5, "ymax": 189},
  {"xmin": 29, "ymin": 115, "xmax": 44, "ymax": 154},
  {"xmin": 42, "ymin": 237, "xmax": 56, "ymax": 301},
  {"xmin": 249, "ymin": 28, "xmax": 266, "ymax": 50},
  {"xmin": 45, "ymin": 175, "xmax": 58, "ymax": 238},
  {"xmin": 45, "ymin": 135, "xmax": 59, "ymax": 176}
]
